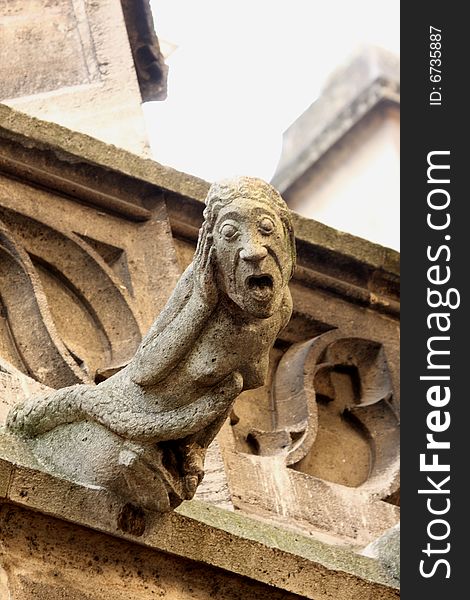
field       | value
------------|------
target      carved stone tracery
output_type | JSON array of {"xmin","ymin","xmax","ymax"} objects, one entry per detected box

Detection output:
[
  {"xmin": 248, "ymin": 329, "xmax": 399, "ymax": 496},
  {"xmin": 0, "ymin": 212, "xmax": 142, "ymax": 387}
]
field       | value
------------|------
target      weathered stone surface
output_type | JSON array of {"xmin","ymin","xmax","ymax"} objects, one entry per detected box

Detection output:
[
  {"xmin": 0, "ymin": 104, "xmax": 210, "ymax": 204},
  {"xmin": 0, "ymin": 360, "xmax": 51, "ymax": 426},
  {"xmin": 362, "ymin": 523, "xmax": 400, "ymax": 584},
  {"xmin": 0, "ymin": 0, "xmax": 100, "ymax": 100},
  {"xmin": 6, "ymin": 177, "xmax": 296, "ymax": 512},
  {"xmin": 0, "ymin": 503, "xmax": 305, "ymax": 600},
  {"xmin": 193, "ymin": 439, "xmax": 233, "ymax": 510},
  {"xmin": 249, "ymin": 329, "xmax": 399, "ymax": 490}
]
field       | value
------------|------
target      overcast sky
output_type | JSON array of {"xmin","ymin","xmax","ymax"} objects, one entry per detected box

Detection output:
[{"xmin": 145, "ymin": 0, "xmax": 399, "ymax": 183}]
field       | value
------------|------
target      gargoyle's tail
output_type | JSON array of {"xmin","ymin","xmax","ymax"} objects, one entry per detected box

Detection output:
[{"xmin": 6, "ymin": 384, "xmax": 88, "ymax": 437}]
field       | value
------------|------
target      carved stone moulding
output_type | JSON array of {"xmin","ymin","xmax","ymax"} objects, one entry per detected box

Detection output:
[{"xmin": 0, "ymin": 213, "xmax": 140, "ymax": 387}]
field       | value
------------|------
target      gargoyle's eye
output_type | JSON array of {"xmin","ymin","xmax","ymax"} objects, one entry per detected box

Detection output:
[
  {"xmin": 259, "ymin": 217, "xmax": 275, "ymax": 235},
  {"xmin": 220, "ymin": 223, "xmax": 239, "ymax": 240}
]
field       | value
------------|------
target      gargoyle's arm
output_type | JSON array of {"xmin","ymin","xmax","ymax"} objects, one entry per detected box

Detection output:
[
  {"xmin": 131, "ymin": 231, "xmax": 217, "ymax": 387},
  {"xmin": 130, "ymin": 287, "xmax": 212, "ymax": 386}
]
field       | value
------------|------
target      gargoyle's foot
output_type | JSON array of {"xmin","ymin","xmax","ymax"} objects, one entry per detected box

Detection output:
[
  {"xmin": 117, "ymin": 440, "xmax": 198, "ymax": 511},
  {"xmin": 181, "ymin": 442, "xmax": 206, "ymax": 498},
  {"xmin": 123, "ymin": 438, "xmax": 210, "ymax": 507},
  {"xmin": 20, "ymin": 420, "xmax": 208, "ymax": 512}
]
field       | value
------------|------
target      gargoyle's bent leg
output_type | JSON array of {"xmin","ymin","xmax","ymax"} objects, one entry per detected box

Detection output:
[
  {"xmin": 7, "ymin": 373, "xmax": 243, "ymax": 443},
  {"xmin": 82, "ymin": 372, "xmax": 244, "ymax": 443},
  {"xmin": 6, "ymin": 385, "xmax": 88, "ymax": 437}
]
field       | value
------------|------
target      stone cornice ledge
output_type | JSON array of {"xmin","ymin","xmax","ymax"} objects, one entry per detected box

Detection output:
[
  {"xmin": 0, "ymin": 104, "xmax": 209, "ymax": 207},
  {"xmin": 0, "ymin": 104, "xmax": 399, "ymax": 283},
  {"xmin": 0, "ymin": 432, "xmax": 398, "ymax": 599}
]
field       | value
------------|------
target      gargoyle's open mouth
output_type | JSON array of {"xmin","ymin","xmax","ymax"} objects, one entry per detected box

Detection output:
[{"xmin": 246, "ymin": 274, "xmax": 274, "ymax": 300}]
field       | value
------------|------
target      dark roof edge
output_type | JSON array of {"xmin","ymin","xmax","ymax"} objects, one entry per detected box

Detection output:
[{"xmin": 120, "ymin": 0, "xmax": 168, "ymax": 102}]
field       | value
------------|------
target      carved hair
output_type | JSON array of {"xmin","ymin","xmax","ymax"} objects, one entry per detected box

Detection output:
[{"xmin": 201, "ymin": 176, "xmax": 296, "ymax": 276}]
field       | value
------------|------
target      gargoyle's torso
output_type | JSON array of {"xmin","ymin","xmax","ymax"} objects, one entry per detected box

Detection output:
[
  {"xmin": 115, "ymin": 291, "xmax": 291, "ymax": 413},
  {"xmin": 183, "ymin": 300, "xmax": 280, "ymax": 389}
]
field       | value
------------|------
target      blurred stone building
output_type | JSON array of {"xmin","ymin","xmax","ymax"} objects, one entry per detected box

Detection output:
[
  {"xmin": 0, "ymin": 2, "xmax": 400, "ymax": 598},
  {"xmin": 272, "ymin": 46, "xmax": 399, "ymax": 250}
]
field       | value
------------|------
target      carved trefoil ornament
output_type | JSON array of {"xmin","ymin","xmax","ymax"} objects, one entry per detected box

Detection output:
[
  {"xmin": 251, "ymin": 329, "xmax": 399, "ymax": 493},
  {"xmin": 225, "ymin": 328, "xmax": 400, "ymax": 544}
]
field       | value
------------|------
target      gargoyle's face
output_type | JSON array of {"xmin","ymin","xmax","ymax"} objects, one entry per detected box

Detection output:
[{"xmin": 213, "ymin": 196, "xmax": 292, "ymax": 318}]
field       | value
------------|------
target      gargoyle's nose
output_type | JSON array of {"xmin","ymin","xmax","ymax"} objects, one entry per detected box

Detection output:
[{"xmin": 240, "ymin": 242, "xmax": 268, "ymax": 262}]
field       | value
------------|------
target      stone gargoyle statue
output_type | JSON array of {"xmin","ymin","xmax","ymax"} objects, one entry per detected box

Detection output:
[{"xmin": 6, "ymin": 177, "xmax": 295, "ymax": 512}]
